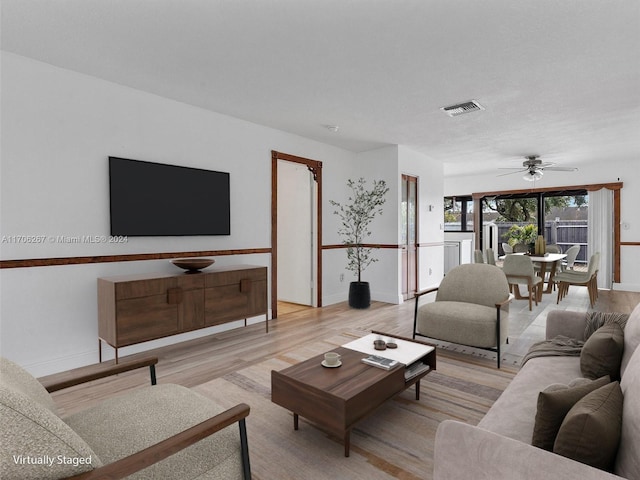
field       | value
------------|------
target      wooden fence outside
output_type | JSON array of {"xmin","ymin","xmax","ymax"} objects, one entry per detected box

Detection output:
[{"xmin": 496, "ymin": 221, "xmax": 588, "ymax": 262}]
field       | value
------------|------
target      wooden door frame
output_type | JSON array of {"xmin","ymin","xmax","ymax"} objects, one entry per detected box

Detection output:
[
  {"xmin": 401, "ymin": 174, "xmax": 419, "ymax": 300},
  {"xmin": 271, "ymin": 151, "xmax": 323, "ymax": 319}
]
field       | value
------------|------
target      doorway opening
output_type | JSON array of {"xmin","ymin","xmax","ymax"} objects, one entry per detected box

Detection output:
[
  {"xmin": 401, "ymin": 174, "xmax": 418, "ymax": 300},
  {"xmin": 271, "ymin": 151, "xmax": 323, "ymax": 319}
]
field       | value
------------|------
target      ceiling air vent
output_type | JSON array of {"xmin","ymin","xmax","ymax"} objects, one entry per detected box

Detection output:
[{"xmin": 440, "ymin": 100, "xmax": 484, "ymax": 117}]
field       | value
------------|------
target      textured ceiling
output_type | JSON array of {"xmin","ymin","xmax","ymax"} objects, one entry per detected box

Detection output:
[{"xmin": 2, "ymin": 0, "xmax": 639, "ymax": 176}]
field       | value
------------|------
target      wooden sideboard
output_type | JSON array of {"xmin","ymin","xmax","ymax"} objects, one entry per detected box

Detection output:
[{"xmin": 98, "ymin": 265, "xmax": 268, "ymax": 362}]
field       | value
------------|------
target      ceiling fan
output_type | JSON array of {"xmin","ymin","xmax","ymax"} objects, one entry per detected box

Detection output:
[{"xmin": 498, "ymin": 155, "xmax": 578, "ymax": 182}]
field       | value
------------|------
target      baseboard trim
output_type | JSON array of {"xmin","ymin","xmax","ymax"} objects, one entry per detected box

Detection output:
[
  {"xmin": 22, "ymin": 314, "xmax": 270, "ymax": 377},
  {"xmin": 613, "ymin": 283, "xmax": 640, "ymax": 293}
]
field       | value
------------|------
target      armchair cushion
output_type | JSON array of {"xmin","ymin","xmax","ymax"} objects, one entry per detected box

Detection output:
[
  {"xmin": 435, "ymin": 263, "xmax": 510, "ymax": 308},
  {"xmin": 65, "ymin": 384, "xmax": 245, "ymax": 480},
  {"xmin": 417, "ymin": 301, "xmax": 507, "ymax": 348},
  {"xmin": 0, "ymin": 385, "xmax": 102, "ymax": 480},
  {"xmin": 1, "ymin": 356, "xmax": 57, "ymax": 413}
]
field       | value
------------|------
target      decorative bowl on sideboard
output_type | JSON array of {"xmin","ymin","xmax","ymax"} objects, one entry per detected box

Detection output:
[{"xmin": 171, "ymin": 258, "xmax": 215, "ymax": 272}]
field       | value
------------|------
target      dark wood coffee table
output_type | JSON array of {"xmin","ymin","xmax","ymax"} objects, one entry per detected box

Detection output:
[{"xmin": 271, "ymin": 332, "xmax": 436, "ymax": 456}]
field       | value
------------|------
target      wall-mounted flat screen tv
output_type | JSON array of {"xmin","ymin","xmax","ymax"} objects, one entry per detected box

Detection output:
[{"xmin": 109, "ymin": 157, "xmax": 230, "ymax": 236}]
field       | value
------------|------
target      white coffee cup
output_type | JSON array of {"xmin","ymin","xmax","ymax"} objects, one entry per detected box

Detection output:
[{"xmin": 324, "ymin": 352, "xmax": 341, "ymax": 366}]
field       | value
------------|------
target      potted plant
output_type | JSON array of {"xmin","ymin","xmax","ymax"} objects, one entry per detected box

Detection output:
[
  {"xmin": 503, "ymin": 224, "xmax": 538, "ymax": 253},
  {"xmin": 330, "ymin": 178, "xmax": 389, "ymax": 308}
]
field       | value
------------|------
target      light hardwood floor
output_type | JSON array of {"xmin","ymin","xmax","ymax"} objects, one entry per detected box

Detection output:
[{"xmin": 47, "ymin": 288, "xmax": 640, "ymax": 416}]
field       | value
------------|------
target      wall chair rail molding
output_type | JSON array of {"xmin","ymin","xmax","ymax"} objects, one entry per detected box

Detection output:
[{"xmin": 0, "ymin": 248, "xmax": 271, "ymax": 269}]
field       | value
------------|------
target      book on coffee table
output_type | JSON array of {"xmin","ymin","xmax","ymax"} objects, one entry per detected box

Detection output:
[
  {"xmin": 361, "ymin": 355, "xmax": 399, "ymax": 370},
  {"xmin": 404, "ymin": 360, "xmax": 431, "ymax": 380}
]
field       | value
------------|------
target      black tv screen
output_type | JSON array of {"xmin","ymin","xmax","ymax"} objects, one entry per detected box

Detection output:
[{"xmin": 109, "ymin": 157, "xmax": 230, "ymax": 236}]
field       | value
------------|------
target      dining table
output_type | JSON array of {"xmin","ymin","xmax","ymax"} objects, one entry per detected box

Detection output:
[{"xmin": 528, "ymin": 253, "xmax": 567, "ymax": 293}]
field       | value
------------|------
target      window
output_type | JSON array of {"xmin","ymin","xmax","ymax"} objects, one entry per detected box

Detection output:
[
  {"xmin": 479, "ymin": 189, "xmax": 588, "ymax": 258},
  {"xmin": 444, "ymin": 196, "xmax": 473, "ymax": 232}
]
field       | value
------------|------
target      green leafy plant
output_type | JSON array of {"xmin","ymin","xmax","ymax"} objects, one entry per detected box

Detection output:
[
  {"xmin": 329, "ymin": 178, "xmax": 389, "ymax": 282},
  {"xmin": 503, "ymin": 224, "xmax": 538, "ymax": 247}
]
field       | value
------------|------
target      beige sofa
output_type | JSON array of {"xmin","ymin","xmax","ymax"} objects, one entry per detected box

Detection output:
[{"xmin": 434, "ymin": 302, "xmax": 640, "ymax": 479}]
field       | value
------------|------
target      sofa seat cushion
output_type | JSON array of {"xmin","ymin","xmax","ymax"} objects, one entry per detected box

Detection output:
[
  {"xmin": 478, "ymin": 356, "xmax": 582, "ymax": 444},
  {"xmin": 64, "ymin": 384, "xmax": 244, "ymax": 480},
  {"xmin": 416, "ymin": 301, "xmax": 507, "ymax": 348}
]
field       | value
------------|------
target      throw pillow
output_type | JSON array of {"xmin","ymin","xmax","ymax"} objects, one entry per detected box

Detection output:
[
  {"xmin": 580, "ymin": 323, "xmax": 624, "ymax": 381},
  {"xmin": 532, "ymin": 375, "xmax": 610, "ymax": 450},
  {"xmin": 553, "ymin": 381, "xmax": 623, "ymax": 471}
]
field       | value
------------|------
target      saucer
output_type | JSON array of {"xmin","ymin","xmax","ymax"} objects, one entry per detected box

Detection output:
[{"xmin": 321, "ymin": 360, "xmax": 342, "ymax": 368}]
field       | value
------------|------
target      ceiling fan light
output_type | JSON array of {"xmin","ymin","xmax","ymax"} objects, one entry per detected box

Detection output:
[{"xmin": 523, "ymin": 170, "xmax": 543, "ymax": 182}]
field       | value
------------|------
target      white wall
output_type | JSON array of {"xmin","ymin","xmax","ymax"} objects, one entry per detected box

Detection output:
[
  {"xmin": 0, "ymin": 52, "xmax": 461, "ymax": 375},
  {"xmin": 322, "ymin": 146, "xmax": 399, "ymax": 304},
  {"xmin": 444, "ymin": 159, "xmax": 640, "ymax": 291},
  {"xmin": 322, "ymin": 145, "xmax": 445, "ymax": 305},
  {"xmin": 0, "ymin": 52, "xmax": 357, "ymax": 375},
  {"xmin": 398, "ymin": 146, "xmax": 444, "ymax": 292}
]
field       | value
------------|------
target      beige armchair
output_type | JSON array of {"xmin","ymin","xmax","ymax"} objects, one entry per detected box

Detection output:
[
  {"xmin": 474, "ymin": 249, "xmax": 485, "ymax": 263},
  {"xmin": 413, "ymin": 264, "xmax": 512, "ymax": 368},
  {"xmin": 0, "ymin": 356, "xmax": 251, "ymax": 480},
  {"xmin": 502, "ymin": 254, "xmax": 543, "ymax": 311}
]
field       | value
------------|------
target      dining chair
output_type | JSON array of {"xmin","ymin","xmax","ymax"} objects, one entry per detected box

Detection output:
[
  {"xmin": 561, "ymin": 244, "xmax": 581, "ymax": 271},
  {"xmin": 501, "ymin": 242, "xmax": 513, "ymax": 254},
  {"xmin": 545, "ymin": 244, "xmax": 561, "ymax": 254},
  {"xmin": 555, "ymin": 252, "xmax": 600, "ymax": 308},
  {"xmin": 485, "ymin": 248, "xmax": 496, "ymax": 265},
  {"xmin": 502, "ymin": 254, "xmax": 543, "ymax": 310},
  {"xmin": 513, "ymin": 243, "xmax": 529, "ymax": 253},
  {"xmin": 474, "ymin": 249, "xmax": 485, "ymax": 263}
]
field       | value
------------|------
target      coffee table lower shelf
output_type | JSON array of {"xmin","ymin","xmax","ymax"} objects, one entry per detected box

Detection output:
[{"xmin": 270, "ymin": 333, "xmax": 436, "ymax": 456}]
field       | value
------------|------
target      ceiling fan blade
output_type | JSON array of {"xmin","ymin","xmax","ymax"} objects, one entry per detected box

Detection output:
[
  {"xmin": 544, "ymin": 167, "xmax": 578, "ymax": 172},
  {"xmin": 498, "ymin": 167, "xmax": 529, "ymax": 170},
  {"xmin": 497, "ymin": 169, "xmax": 528, "ymax": 177}
]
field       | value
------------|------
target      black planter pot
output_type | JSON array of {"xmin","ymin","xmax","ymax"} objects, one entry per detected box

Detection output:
[{"xmin": 348, "ymin": 281, "xmax": 371, "ymax": 309}]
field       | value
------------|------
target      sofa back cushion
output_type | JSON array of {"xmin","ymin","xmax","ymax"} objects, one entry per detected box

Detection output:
[
  {"xmin": 0, "ymin": 384, "xmax": 102, "ymax": 479},
  {"xmin": 553, "ymin": 382, "xmax": 623, "ymax": 472},
  {"xmin": 436, "ymin": 264, "xmax": 510, "ymax": 308},
  {"xmin": 580, "ymin": 323, "xmax": 624, "ymax": 381},
  {"xmin": 0, "ymin": 357, "xmax": 56, "ymax": 414},
  {"xmin": 621, "ymin": 302, "xmax": 640, "ymax": 377}
]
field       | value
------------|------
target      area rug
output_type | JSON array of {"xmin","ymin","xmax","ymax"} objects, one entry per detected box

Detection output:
[{"xmin": 194, "ymin": 332, "xmax": 517, "ymax": 480}]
